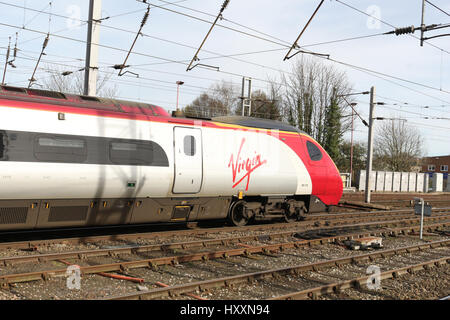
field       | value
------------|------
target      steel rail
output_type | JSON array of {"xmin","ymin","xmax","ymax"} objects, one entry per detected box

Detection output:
[
  {"xmin": 341, "ymin": 194, "xmax": 450, "ymax": 201},
  {"xmin": 0, "ymin": 207, "xmax": 431, "ymax": 248},
  {"xmin": 270, "ymin": 256, "xmax": 450, "ymax": 300},
  {"xmin": 0, "ymin": 218, "xmax": 448, "ymax": 268},
  {"xmin": 0, "ymin": 211, "xmax": 448, "ymax": 252},
  {"xmin": 104, "ymin": 240, "xmax": 450, "ymax": 300},
  {"xmin": 0, "ymin": 223, "xmax": 449, "ymax": 288}
]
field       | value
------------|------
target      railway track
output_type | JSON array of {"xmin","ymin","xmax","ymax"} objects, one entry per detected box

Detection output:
[
  {"xmin": 104, "ymin": 239, "xmax": 450, "ymax": 300},
  {"xmin": 269, "ymin": 257, "xmax": 449, "ymax": 300},
  {"xmin": 0, "ymin": 218, "xmax": 448, "ymax": 288},
  {"xmin": 0, "ymin": 207, "xmax": 449, "ymax": 251},
  {"xmin": 341, "ymin": 193, "xmax": 450, "ymax": 207},
  {"xmin": 0, "ymin": 221, "xmax": 447, "ymax": 267},
  {"xmin": 0, "ymin": 207, "xmax": 448, "ymax": 300}
]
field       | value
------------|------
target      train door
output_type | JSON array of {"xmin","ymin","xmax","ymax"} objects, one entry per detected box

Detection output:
[{"xmin": 172, "ymin": 127, "xmax": 203, "ymax": 194}]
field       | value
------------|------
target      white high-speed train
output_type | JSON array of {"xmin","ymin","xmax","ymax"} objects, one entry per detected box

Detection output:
[{"xmin": 0, "ymin": 85, "xmax": 343, "ymax": 230}]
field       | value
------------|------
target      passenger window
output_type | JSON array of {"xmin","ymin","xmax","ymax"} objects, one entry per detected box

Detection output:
[
  {"xmin": 109, "ymin": 141, "xmax": 154, "ymax": 165},
  {"xmin": 184, "ymin": 135, "xmax": 196, "ymax": 156},
  {"xmin": 38, "ymin": 137, "xmax": 85, "ymax": 148},
  {"xmin": 34, "ymin": 136, "xmax": 86, "ymax": 163},
  {"xmin": 306, "ymin": 141, "xmax": 322, "ymax": 161}
]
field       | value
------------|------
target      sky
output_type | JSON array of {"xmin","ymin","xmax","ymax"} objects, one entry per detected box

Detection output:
[{"xmin": 0, "ymin": 0, "xmax": 449, "ymax": 156}]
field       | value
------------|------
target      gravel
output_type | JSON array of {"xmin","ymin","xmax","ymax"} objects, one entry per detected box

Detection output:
[{"xmin": 0, "ymin": 216, "xmax": 448, "ymax": 300}]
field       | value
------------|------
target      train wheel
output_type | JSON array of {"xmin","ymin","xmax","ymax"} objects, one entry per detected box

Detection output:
[
  {"xmin": 284, "ymin": 200, "xmax": 301, "ymax": 223},
  {"xmin": 229, "ymin": 200, "xmax": 250, "ymax": 226}
]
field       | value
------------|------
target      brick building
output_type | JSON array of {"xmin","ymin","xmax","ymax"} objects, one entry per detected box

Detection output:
[{"xmin": 421, "ymin": 155, "xmax": 450, "ymax": 178}]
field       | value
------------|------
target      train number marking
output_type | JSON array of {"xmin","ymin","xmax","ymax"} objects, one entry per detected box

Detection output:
[{"xmin": 228, "ymin": 138, "xmax": 267, "ymax": 191}]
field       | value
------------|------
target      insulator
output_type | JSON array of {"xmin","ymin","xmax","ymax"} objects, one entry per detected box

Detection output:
[
  {"xmin": 113, "ymin": 64, "xmax": 125, "ymax": 70},
  {"xmin": 43, "ymin": 35, "xmax": 49, "ymax": 49},
  {"xmin": 141, "ymin": 7, "xmax": 150, "ymax": 26},
  {"xmin": 221, "ymin": 0, "xmax": 230, "ymax": 11},
  {"xmin": 395, "ymin": 26, "xmax": 415, "ymax": 36},
  {"xmin": 13, "ymin": 33, "xmax": 18, "ymax": 58}
]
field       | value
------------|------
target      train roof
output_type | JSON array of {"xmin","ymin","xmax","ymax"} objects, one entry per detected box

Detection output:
[
  {"xmin": 0, "ymin": 85, "xmax": 307, "ymax": 135},
  {"xmin": 212, "ymin": 116, "xmax": 306, "ymax": 134},
  {"xmin": 0, "ymin": 85, "xmax": 170, "ymax": 117}
]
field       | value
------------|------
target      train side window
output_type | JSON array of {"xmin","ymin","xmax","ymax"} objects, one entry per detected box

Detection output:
[
  {"xmin": 109, "ymin": 141, "xmax": 154, "ymax": 165},
  {"xmin": 184, "ymin": 135, "xmax": 196, "ymax": 156},
  {"xmin": 306, "ymin": 141, "xmax": 322, "ymax": 161},
  {"xmin": 34, "ymin": 136, "xmax": 87, "ymax": 163}
]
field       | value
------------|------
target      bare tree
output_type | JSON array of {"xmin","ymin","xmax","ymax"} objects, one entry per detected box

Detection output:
[
  {"xmin": 281, "ymin": 57, "xmax": 353, "ymax": 144},
  {"xmin": 42, "ymin": 65, "xmax": 119, "ymax": 98},
  {"xmin": 184, "ymin": 80, "xmax": 239, "ymax": 118},
  {"xmin": 248, "ymin": 90, "xmax": 281, "ymax": 120},
  {"xmin": 183, "ymin": 92, "xmax": 228, "ymax": 118},
  {"xmin": 374, "ymin": 120, "xmax": 424, "ymax": 171}
]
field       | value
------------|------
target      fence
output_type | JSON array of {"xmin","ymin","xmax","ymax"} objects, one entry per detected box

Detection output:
[{"xmin": 357, "ymin": 170, "xmax": 450, "ymax": 192}]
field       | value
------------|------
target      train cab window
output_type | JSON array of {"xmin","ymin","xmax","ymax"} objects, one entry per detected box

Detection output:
[
  {"xmin": 184, "ymin": 135, "xmax": 196, "ymax": 156},
  {"xmin": 109, "ymin": 141, "xmax": 154, "ymax": 165},
  {"xmin": 34, "ymin": 136, "xmax": 87, "ymax": 163},
  {"xmin": 306, "ymin": 141, "xmax": 322, "ymax": 161}
]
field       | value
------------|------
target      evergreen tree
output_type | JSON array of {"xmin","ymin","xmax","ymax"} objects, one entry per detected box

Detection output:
[{"xmin": 323, "ymin": 91, "xmax": 342, "ymax": 162}]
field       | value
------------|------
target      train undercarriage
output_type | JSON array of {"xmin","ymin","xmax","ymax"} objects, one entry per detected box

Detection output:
[{"xmin": 0, "ymin": 195, "xmax": 328, "ymax": 231}]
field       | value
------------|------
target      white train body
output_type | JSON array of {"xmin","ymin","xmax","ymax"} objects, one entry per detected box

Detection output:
[{"xmin": 0, "ymin": 86, "xmax": 342, "ymax": 230}]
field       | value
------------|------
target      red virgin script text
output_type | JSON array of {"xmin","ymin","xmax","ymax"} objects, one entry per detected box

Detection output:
[{"xmin": 228, "ymin": 138, "xmax": 267, "ymax": 191}]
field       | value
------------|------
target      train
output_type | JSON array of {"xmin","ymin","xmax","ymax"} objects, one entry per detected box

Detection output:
[{"xmin": 0, "ymin": 85, "xmax": 343, "ymax": 231}]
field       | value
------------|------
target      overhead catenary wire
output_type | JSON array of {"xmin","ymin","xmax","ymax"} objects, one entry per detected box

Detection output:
[
  {"xmin": 335, "ymin": 0, "xmax": 450, "ymax": 56},
  {"xmin": 155, "ymin": 0, "xmax": 292, "ymax": 46},
  {"xmin": 425, "ymin": 0, "xmax": 450, "ymax": 17},
  {"xmin": 118, "ymin": 2, "xmax": 450, "ymax": 96},
  {"xmin": 353, "ymin": 98, "xmax": 450, "ymax": 122},
  {"xmin": 2, "ymin": 1, "xmax": 450, "ymax": 113},
  {"xmin": 0, "ymin": 49, "xmax": 247, "ymax": 96},
  {"xmin": 25, "ymin": 1, "xmax": 52, "ymax": 88},
  {"xmin": 0, "ymin": 2, "xmax": 422, "ymax": 95},
  {"xmin": 3, "ymin": 47, "xmax": 450, "ymax": 124},
  {"xmin": 0, "ymin": 0, "xmax": 438, "ymax": 67},
  {"xmin": 10, "ymin": 52, "xmax": 450, "ymax": 123}
]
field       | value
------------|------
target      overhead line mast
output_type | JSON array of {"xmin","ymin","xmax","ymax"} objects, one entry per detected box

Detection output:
[
  {"xmin": 27, "ymin": 33, "xmax": 49, "ymax": 88},
  {"xmin": 381, "ymin": 0, "xmax": 450, "ymax": 45},
  {"xmin": 114, "ymin": 5, "xmax": 150, "ymax": 77},
  {"xmin": 84, "ymin": 0, "xmax": 102, "ymax": 96},
  {"xmin": 1, "ymin": 37, "xmax": 11, "ymax": 85},
  {"xmin": 284, "ymin": 0, "xmax": 328, "ymax": 61}
]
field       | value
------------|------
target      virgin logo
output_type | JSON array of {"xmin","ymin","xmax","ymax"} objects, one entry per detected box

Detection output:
[{"xmin": 228, "ymin": 138, "xmax": 267, "ymax": 191}]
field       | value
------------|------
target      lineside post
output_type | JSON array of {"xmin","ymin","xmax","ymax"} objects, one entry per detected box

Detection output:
[
  {"xmin": 241, "ymin": 77, "xmax": 252, "ymax": 116},
  {"xmin": 420, "ymin": 0, "xmax": 425, "ymax": 46},
  {"xmin": 365, "ymin": 86, "xmax": 375, "ymax": 203}
]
